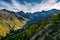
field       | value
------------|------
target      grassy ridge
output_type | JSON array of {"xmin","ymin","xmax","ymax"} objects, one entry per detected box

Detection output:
[{"xmin": 0, "ymin": 11, "xmax": 27, "ymax": 38}]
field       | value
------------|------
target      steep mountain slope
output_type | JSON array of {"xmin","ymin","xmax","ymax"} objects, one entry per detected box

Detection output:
[
  {"xmin": 0, "ymin": 11, "xmax": 27, "ymax": 38},
  {"xmin": 4, "ymin": 10, "xmax": 60, "ymax": 40},
  {"xmin": 30, "ymin": 11, "xmax": 60, "ymax": 40},
  {"xmin": 0, "ymin": 9, "xmax": 59, "ymax": 40}
]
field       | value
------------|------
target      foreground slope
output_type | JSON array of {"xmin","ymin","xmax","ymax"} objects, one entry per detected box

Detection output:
[{"xmin": 30, "ymin": 11, "xmax": 60, "ymax": 40}]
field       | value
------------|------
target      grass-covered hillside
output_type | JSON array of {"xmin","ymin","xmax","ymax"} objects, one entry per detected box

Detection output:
[
  {"xmin": 0, "ymin": 11, "xmax": 27, "ymax": 38},
  {"xmin": 3, "ymin": 11, "xmax": 60, "ymax": 40}
]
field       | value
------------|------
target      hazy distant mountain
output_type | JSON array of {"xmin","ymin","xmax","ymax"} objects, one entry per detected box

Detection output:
[{"xmin": 26, "ymin": 9, "xmax": 58, "ymax": 24}]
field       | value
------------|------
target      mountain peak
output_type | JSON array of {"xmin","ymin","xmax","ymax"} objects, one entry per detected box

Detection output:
[{"xmin": 1, "ymin": 9, "xmax": 8, "ymax": 11}]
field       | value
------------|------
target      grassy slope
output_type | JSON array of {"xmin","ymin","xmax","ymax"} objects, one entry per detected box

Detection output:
[{"xmin": 0, "ymin": 11, "xmax": 27, "ymax": 38}]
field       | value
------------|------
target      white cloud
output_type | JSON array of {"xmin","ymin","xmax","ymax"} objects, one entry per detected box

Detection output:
[
  {"xmin": 0, "ymin": 1, "xmax": 18, "ymax": 12},
  {"xmin": 0, "ymin": 0, "xmax": 60, "ymax": 13}
]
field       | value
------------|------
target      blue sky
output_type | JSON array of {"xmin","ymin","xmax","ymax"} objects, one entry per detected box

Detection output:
[
  {"xmin": 0, "ymin": 0, "xmax": 60, "ymax": 4},
  {"xmin": 0, "ymin": 0, "xmax": 43, "ymax": 4},
  {"xmin": 0, "ymin": 0, "xmax": 60, "ymax": 13}
]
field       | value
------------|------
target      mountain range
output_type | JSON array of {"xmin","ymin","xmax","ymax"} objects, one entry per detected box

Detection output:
[
  {"xmin": 0, "ymin": 9, "xmax": 59, "ymax": 40},
  {"xmin": 1, "ymin": 9, "xmax": 58, "ymax": 23}
]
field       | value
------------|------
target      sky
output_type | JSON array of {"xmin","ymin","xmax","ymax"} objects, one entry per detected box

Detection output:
[{"xmin": 0, "ymin": 0, "xmax": 60, "ymax": 13}]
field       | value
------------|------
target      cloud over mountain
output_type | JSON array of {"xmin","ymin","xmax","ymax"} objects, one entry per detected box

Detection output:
[{"xmin": 0, "ymin": 0, "xmax": 60, "ymax": 13}]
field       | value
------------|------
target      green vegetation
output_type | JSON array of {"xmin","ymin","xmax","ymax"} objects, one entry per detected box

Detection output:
[{"xmin": 0, "ymin": 11, "xmax": 60, "ymax": 40}]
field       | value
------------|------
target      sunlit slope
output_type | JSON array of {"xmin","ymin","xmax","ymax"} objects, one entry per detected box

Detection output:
[{"xmin": 0, "ymin": 11, "xmax": 27, "ymax": 37}]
